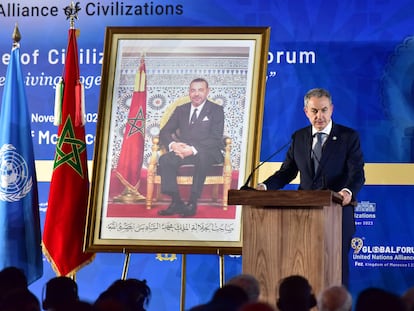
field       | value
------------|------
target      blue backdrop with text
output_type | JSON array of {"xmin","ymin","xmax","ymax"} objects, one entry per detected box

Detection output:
[{"xmin": 0, "ymin": 1, "xmax": 413, "ymax": 310}]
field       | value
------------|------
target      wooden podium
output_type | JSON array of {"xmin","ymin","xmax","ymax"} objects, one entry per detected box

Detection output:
[{"xmin": 228, "ymin": 189, "xmax": 343, "ymax": 306}]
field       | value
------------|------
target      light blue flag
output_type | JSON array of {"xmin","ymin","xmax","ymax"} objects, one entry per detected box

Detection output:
[{"xmin": 0, "ymin": 31, "xmax": 43, "ymax": 284}]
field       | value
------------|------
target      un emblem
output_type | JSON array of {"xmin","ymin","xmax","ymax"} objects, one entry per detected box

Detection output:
[
  {"xmin": 351, "ymin": 237, "xmax": 364, "ymax": 254},
  {"xmin": 0, "ymin": 144, "xmax": 32, "ymax": 202}
]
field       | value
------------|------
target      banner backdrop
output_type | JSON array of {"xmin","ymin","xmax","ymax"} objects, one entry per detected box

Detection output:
[{"xmin": 1, "ymin": 0, "xmax": 414, "ymax": 310}]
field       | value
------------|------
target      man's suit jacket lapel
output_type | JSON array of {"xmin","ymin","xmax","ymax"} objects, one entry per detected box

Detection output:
[
  {"xmin": 194, "ymin": 100, "xmax": 211, "ymax": 125},
  {"xmin": 185, "ymin": 100, "xmax": 211, "ymax": 127},
  {"xmin": 183, "ymin": 103, "xmax": 192, "ymax": 129},
  {"xmin": 303, "ymin": 127, "xmax": 314, "ymax": 177}
]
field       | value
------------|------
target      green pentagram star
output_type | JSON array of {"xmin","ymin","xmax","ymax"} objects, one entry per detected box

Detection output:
[
  {"xmin": 126, "ymin": 107, "xmax": 145, "ymax": 137},
  {"xmin": 53, "ymin": 116, "xmax": 86, "ymax": 177}
]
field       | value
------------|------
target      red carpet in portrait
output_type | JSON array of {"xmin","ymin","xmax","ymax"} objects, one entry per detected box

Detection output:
[{"xmin": 106, "ymin": 169, "xmax": 239, "ymax": 219}]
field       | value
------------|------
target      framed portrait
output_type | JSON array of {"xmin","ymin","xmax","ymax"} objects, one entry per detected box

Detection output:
[{"xmin": 84, "ymin": 26, "xmax": 270, "ymax": 254}]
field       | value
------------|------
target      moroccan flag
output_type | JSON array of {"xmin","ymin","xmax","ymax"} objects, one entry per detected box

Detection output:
[
  {"xmin": 0, "ymin": 26, "xmax": 43, "ymax": 284},
  {"xmin": 114, "ymin": 57, "xmax": 146, "ymax": 198},
  {"xmin": 42, "ymin": 28, "xmax": 94, "ymax": 276}
]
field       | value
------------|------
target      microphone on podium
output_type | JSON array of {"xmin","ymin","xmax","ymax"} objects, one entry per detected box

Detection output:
[{"xmin": 240, "ymin": 140, "xmax": 291, "ymax": 190}]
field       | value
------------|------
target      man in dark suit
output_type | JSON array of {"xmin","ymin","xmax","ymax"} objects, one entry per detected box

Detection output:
[
  {"xmin": 258, "ymin": 88, "xmax": 365, "ymax": 287},
  {"xmin": 157, "ymin": 78, "xmax": 225, "ymax": 217}
]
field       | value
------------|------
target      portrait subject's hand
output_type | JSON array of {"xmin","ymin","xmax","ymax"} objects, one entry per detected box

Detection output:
[
  {"xmin": 179, "ymin": 145, "xmax": 194, "ymax": 158},
  {"xmin": 171, "ymin": 142, "xmax": 193, "ymax": 159}
]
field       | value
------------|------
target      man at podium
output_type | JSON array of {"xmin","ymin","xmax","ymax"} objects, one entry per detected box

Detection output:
[{"xmin": 257, "ymin": 88, "xmax": 365, "ymax": 287}]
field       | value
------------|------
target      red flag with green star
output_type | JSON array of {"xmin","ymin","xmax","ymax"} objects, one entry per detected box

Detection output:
[
  {"xmin": 114, "ymin": 57, "xmax": 146, "ymax": 199},
  {"xmin": 42, "ymin": 27, "xmax": 94, "ymax": 276}
]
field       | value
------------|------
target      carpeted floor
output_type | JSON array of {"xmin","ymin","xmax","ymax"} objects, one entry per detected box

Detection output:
[{"xmin": 106, "ymin": 200, "xmax": 237, "ymax": 219}]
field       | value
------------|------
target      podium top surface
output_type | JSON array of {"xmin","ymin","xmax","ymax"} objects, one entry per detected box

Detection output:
[{"xmin": 227, "ymin": 189, "xmax": 343, "ymax": 207}]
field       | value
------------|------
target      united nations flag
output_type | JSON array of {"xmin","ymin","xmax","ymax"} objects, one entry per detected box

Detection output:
[{"xmin": 0, "ymin": 24, "xmax": 43, "ymax": 284}]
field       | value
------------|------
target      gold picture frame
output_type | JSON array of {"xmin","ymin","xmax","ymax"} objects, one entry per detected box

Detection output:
[{"xmin": 84, "ymin": 26, "xmax": 270, "ymax": 254}]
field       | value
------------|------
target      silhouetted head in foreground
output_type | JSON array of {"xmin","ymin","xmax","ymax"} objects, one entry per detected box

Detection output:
[{"xmin": 277, "ymin": 275, "xmax": 316, "ymax": 311}]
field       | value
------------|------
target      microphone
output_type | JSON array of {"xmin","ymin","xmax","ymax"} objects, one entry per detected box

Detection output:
[{"xmin": 240, "ymin": 140, "xmax": 291, "ymax": 190}]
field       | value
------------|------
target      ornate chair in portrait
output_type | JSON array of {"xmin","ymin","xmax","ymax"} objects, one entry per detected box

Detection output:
[{"xmin": 146, "ymin": 96, "xmax": 232, "ymax": 210}]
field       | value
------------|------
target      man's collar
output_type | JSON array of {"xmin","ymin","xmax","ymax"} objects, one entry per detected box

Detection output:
[
  {"xmin": 312, "ymin": 120, "xmax": 333, "ymax": 135},
  {"xmin": 191, "ymin": 100, "xmax": 207, "ymax": 110}
]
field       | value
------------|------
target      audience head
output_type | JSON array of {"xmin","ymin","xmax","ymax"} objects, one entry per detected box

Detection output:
[
  {"xmin": 225, "ymin": 274, "xmax": 260, "ymax": 302},
  {"xmin": 68, "ymin": 300, "xmax": 95, "ymax": 311},
  {"xmin": 317, "ymin": 285, "xmax": 352, "ymax": 311},
  {"xmin": 0, "ymin": 288, "xmax": 40, "ymax": 311},
  {"xmin": 239, "ymin": 301, "xmax": 275, "ymax": 311},
  {"xmin": 402, "ymin": 286, "xmax": 414, "ymax": 311},
  {"xmin": 0, "ymin": 266, "xmax": 28, "ymax": 300},
  {"xmin": 206, "ymin": 284, "xmax": 249, "ymax": 311},
  {"xmin": 355, "ymin": 287, "xmax": 406, "ymax": 311},
  {"xmin": 276, "ymin": 275, "xmax": 316, "ymax": 311},
  {"xmin": 42, "ymin": 276, "xmax": 79, "ymax": 310},
  {"xmin": 94, "ymin": 278, "xmax": 151, "ymax": 311}
]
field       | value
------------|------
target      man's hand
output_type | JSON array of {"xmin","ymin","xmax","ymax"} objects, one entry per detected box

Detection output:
[
  {"xmin": 171, "ymin": 142, "xmax": 193, "ymax": 159},
  {"xmin": 338, "ymin": 189, "xmax": 352, "ymax": 206},
  {"xmin": 256, "ymin": 184, "xmax": 266, "ymax": 191},
  {"xmin": 178, "ymin": 145, "xmax": 194, "ymax": 158}
]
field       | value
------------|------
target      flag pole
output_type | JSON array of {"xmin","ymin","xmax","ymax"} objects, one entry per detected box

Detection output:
[
  {"xmin": 65, "ymin": 2, "xmax": 81, "ymax": 281},
  {"xmin": 12, "ymin": 23, "xmax": 21, "ymax": 47},
  {"xmin": 64, "ymin": 1, "xmax": 80, "ymax": 282}
]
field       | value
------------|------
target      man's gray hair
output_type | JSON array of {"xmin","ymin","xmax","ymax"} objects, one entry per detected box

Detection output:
[
  {"xmin": 225, "ymin": 274, "xmax": 260, "ymax": 302},
  {"xmin": 317, "ymin": 285, "xmax": 352, "ymax": 311},
  {"xmin": 304, "ymin": 88, "xmax": 332, "ymax": 107}
]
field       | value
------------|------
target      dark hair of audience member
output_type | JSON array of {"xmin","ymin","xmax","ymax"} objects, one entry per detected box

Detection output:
[
  {"xmin": 68, "ymin": 300, "xmax": 95, "ymax": 311},
  {"xmin": 42, "ymin": 276, "xmax": 79, "ymax": 310},
  {"xmin": 402, "ymin": 286, "xmax": 414, "ymax": 311},
  {"xmin": 276, "ymin": 275, "xmax": 316, "ymax": 311},
  {"xmin": 239, "ymin": 301, "xmax": 275, "ymax": 311},
  {"xmin": 355, "ymin": 287, "xmax": 406, "ymax": 311},
  {"xmin": 0, "ymin": 266, "xmax": 28, "ymax": 301},
  {"xmin": 0, "ymin": 288, "xmax": 40, "ymax": 311},
  {"xmin": 94, "ymin": 278, "xmax": 151, "ymax": 311},
  {"xmin": 189, "ymin": 284, "xmax": 249, "ymax": 311}
]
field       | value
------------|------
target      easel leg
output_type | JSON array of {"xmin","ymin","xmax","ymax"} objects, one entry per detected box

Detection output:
[
  {"xmin": 219, "ymin": 253, "xmax": 225, "ymax": 287},
  {"xmin": 180, "ymin": 254, "xmax": 186, "ymax": 311},
  {"xmin": 121, "ymin": 252, "xmax": 131, "ymax": 280}
]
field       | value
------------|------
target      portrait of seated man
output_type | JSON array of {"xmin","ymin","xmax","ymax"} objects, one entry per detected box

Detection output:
[{"xmin": 157, "ymin": 77, "xmax": 225, "ymax": 217}]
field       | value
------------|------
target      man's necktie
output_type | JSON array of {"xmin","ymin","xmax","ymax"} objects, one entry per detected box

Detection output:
[
  {"xmin": 190, "ymin": 108, "xmax": 198, "ymax": 125},
  {"xmin": 313, "ymin": 132, "xmax": 324, "ymax": 174}
]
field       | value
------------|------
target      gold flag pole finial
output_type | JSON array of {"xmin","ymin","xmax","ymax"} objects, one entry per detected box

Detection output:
[
  {"xmin": 12, "ymin": 23, "xmax": 21, "ymax": 48},
  {"xmin": 64, "ymin": 2, "xmax": 81, "ymax": 29}
]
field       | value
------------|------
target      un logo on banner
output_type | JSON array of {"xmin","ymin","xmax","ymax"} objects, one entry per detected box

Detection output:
[
  {"xmin": 351, "ymin": 237, "xmax": 364, "ymax": 254},
  {"xmin": 0, "ymin": 144, "xmax": 32, "ymax": 202}
]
